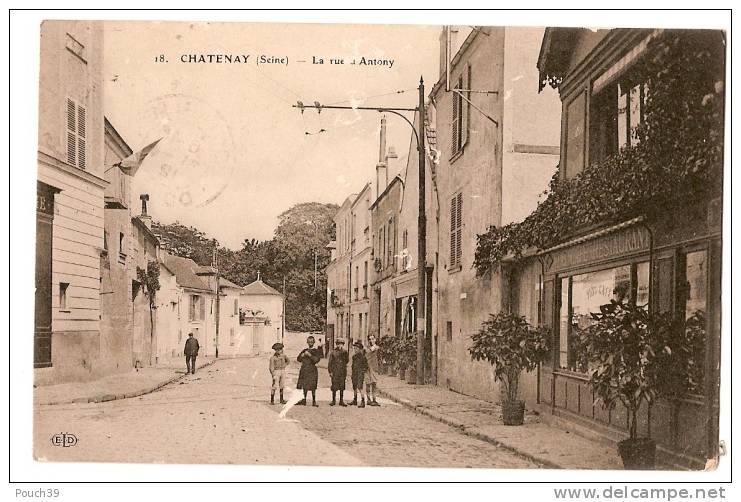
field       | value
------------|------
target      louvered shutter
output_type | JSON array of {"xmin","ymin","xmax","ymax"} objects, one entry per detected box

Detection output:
[
  {"xmin": 66, "ymin": 99, "xmax": 76, "ymax": 166},
  {"xmin": 451, "ymin": 82, "xmax": 460, "ymax": 153},
  {"xmin": 455, "ymin": 192, "xmax": 463, "ymax": 265},
  {"xmin": 189, "ymin": 296, "xmax": 195, "ymax": 321},
  {"xmin": 77, "ymin": 105, "xmax": 86, "ymax": 169},
  {"xmin": 461, "ymin": 66, "xmax": 470, "ymax": 147},
  {"xmin": 199, "ymin": 296, "xmax": 205, "ymax": 320},
  {"xmin": 450, "ymin": 195, "xmax": 457, "ymax": 266}
]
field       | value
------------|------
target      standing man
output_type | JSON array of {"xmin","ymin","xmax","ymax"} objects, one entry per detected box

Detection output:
[
  {"xmin": 184, "ymin": 332, "xmax": 199, "ymax": 375},
  {"xmin": 296, "ymin": 335, "xmax": 322, "ymax": 406},
  {"xmin": 327, "ymin": 338, "xmax": 349, "ymax": 406}
]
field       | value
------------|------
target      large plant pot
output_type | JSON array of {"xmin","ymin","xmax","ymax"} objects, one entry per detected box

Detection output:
[
  {"xmin": 502, "ymin": 400, "xmax": 525, "ymax": 426},
  {"xmin": 387, "ymin": 365, "xmax": 397, "ymax": 377},
  {"xmin": 618, "ymin": 438, "xmax": 656, "ymax": 470}
]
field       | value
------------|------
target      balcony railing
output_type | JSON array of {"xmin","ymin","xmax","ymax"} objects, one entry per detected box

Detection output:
[{"xmin": 330, "ymin": 288, "xmax": 348, "ymax": 307}]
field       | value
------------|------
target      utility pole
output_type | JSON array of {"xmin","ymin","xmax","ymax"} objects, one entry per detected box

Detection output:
[
  {"xmin": 212, "ymin": 239, "xmax": 220, "ymax": 358},
  {"xmin": 282, "ymin": 275, "xmax": 286, "ymax": 343},
  {"xmin": 314, "ymin": 249, "xmax": 318, "ymax": 290},
  {"xmin": 416, "ymin": 77, "xmax": 426, "ymax": 385},
  {"xmin": 292, "ymin": 80, "xmax": 428, "ymax": 384}
]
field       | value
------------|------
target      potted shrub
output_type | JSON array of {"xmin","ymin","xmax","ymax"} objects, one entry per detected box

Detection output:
[
  {"xmin": 469, "ymin": 312, "xmax": 550, "ymax": 426},
  {"xmin": 573, "ymin": 300, "xmax": 686, "ymax": 470},
  {"xmin": 378, "ymin": 336, "xmax": 396, "ymax": 376},
  {"xmin": 404, "ymin": 332, "xmax": 419, "ymax": 384},
  {"xmin": 393, "ymin": 331, "xmax": 417, "ymax": 383},
  {"xmin": 396, "ymin": 335, "xmax": 407, "ymax": 381}
]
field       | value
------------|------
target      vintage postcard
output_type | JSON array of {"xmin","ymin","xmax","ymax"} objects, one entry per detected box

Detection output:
[{"xmin": 26, "ymin": 14, "xmax": 728, "ymax": 478}]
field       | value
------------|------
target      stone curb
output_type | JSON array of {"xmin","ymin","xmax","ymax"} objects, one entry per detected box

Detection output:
[
  {"xmin": 376, "ymin": 386, "xmax": 561, "ymax": 469},
  {"xmin": 36, "ymin": 359, "xmax": 218, "ymax": 406}
]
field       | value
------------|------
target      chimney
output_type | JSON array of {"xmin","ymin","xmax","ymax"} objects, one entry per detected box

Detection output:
[
  {"xmin": 439, "ymin": 26, "xmax": 459, "ymax": 83},
  {"xmin": 385, "ymin": 145, "xmax": 398, "ymax": 177},
  {"xmin": 139, "ymin": 193, "xmax": 152, "ymax": 229},
  {"xmin": 376, "ymin": 116, "xmax": 388, "ymax": 199}
]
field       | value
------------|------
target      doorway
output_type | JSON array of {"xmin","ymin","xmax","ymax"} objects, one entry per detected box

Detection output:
[{"xmin": 34, "ymin": 182, "xmax": 57, "ymax": 368}]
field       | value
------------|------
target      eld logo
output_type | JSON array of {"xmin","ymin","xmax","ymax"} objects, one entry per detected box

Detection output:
[{"xmin": 50, "ymin": 432, "xmax": 77, "ymax": 447}]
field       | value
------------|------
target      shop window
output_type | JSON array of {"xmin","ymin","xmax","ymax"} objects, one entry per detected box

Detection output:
[
  {"xmin": 558, "ymin": 262, "xmax": 649, "ymax": 372},
  {"xmin": 558, "ymin": 277, "xmax": 570, "ymax": 369},
  {"xmin": 564, "ymin": 91, "xmax": 586, "ymax": 179},
  {"xmin": 681, "ymin": 250, "xmax": 708, "ymax": 395}
]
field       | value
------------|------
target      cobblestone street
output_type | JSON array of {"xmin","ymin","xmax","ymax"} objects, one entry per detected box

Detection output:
[{"xmin": 34, "ymin": 353, "xmax": 536, "ymax": 469}]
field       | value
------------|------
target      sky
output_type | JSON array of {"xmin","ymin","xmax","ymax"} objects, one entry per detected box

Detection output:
[{"xmin": 102, "ymin": 21, "xmax": 442, "ymax": 249}]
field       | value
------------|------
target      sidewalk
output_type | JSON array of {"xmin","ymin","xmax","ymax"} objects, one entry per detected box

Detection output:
[
  {"xmin": 374, "ymin": 373, "xmax": 624, "ymax": 470},
  {"xmin": 33, "ymin": 357, "xmax": 216, "ymax": 406}
]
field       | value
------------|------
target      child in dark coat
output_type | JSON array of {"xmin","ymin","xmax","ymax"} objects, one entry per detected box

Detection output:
[
  {"xmin": 350, "ymin": 340, "xmax": 368, "ymax": 408},
  {"xmin": 327, "ymin": 338, "xmax": 349, "ymax": 406},
  {"xmin": 297, "ymin": 335, "xmax": 322, "ymax": 406}
]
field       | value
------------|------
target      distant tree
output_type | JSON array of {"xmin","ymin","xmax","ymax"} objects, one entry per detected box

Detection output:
[
  {"xmin": 152, "ymin": 221, "xmax": 215, "ymax": 265},
  {"xmin": 152, "ymin": 201, "xmax": 339, "ymax": 332},
  {"xmin": 271, "ymin": 203, "xmax": 338, "ymax": 331}
]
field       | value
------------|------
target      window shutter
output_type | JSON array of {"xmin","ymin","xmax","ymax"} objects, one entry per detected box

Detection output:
[
  {"xmin": 234, "ymin": 298, "xmax": 238, "ymax": 315},
  {"xmin": 461, "ymin": 65, "xmax": 470, "ymax": 146},
  {"xmin": 189, "ymin": 296, "xmax": 195, "ymax": 321},
  {"xmin": 66, "ymin": 98, "xmax": 77, "ymax": 166},
  {"xmin": 199, "ymin": 296, "xmax": 205, "ymax": 320},
  {"xmin": 455, "ymin": 193, "xmax": 463, "ymax": 265},
  {"xmin": 452, "ymin": 83, "xmax": 460, "ymax": 153},
  {"xmin": 450, "ymin": 195, "xmax": 458, "ymax": 266},
  {"xmin": 77, "ymin": 105, "xmax": 86, "ymax": 169}
]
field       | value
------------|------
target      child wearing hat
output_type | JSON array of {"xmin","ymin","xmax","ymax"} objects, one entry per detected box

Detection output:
[
  {"xmin": 350, "ymin": 340, "xmax": 368, "ymax": 408},
  {"xmin": 269, "ymin": 342, "xmax": 290, "ymax": 405},
  {"xmin": 327, "ymin": 338, "xmax": 349, "ymax": 406}
]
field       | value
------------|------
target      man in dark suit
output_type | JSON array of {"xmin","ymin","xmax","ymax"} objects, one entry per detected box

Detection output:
[{"xmin": 184, "ymin": 332, "xmax": 200, "ymax": 374}]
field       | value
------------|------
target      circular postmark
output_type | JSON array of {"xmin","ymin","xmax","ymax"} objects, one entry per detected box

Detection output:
[{"xmin": 138, "ymin": 93, "xmax": 237, "ymax": 209}]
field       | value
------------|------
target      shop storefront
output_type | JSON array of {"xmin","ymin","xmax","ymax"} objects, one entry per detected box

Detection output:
[{"xmin": 534, "ymin": 199, "xmax": 721, "ymax": 469}]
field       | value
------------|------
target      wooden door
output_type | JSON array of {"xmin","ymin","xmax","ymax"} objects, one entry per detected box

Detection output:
[{"xmin": 34, "ymin": 183, "xmax": 55, "ymax": 368}]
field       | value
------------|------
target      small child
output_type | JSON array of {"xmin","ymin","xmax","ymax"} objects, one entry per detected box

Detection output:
[
  {"xmin": 269, "ymin": 342, "xmax": 290, "ymax": 405},
  {"xmin": 350, "ymin": 340, "xmax": 368, "ymax": 408},
  {"xmin": 328, "ymin": 338, "xmax": 349, "ymax": 406}
]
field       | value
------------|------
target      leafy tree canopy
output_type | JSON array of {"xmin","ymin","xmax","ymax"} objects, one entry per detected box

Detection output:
[{"xmin": 152, "ymin": 202, "xmax": 339, "ymax": 332}]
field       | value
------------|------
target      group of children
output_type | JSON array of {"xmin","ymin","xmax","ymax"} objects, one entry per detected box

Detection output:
[
  {"xmin": 268, "ymin": 334, "xmax": 381, "ymax": 408},
  {"xmin": 328, "ymin": 335, "xmax": 380, "ymax": 408}
]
